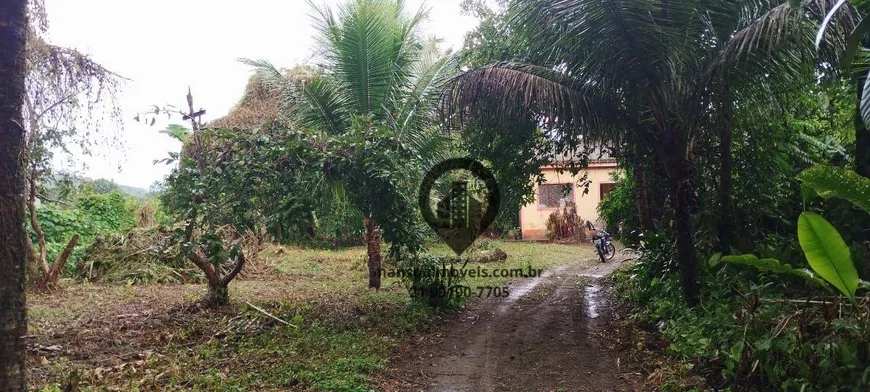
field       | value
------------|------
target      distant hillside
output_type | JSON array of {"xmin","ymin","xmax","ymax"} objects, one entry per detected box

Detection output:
[
  {"xmin": 47, "ymin": 174, "xmax": 153, "ymax": 199},
  {"xmin": 116, "ymin": 183, "xmax": 150, "ymax": 198}
]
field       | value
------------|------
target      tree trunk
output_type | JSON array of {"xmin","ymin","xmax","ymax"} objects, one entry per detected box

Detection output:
[
  {"xmin": 646, "ymin": 154, "xmax": 666, "ymax": 225},
  {"xmin": 187, "ymin": 249, "xmax": 245, "ymax": 307},
  {"xmin": 35, "ymin": 234, "xmax": 79, "ymax": 291},
  {"xmin": 718, "ymin": 91, "xmax": 734, "ymax": 255},
  {"xmin": 27, "ymin": 169, "xmax": 49, "ymax": 276},
  {"xmin": 665, "ymin": 152, "xmax": 701, "ymax": 308},
  {"xmin": 0, "ymin": 0, "xmax": 30, "ymax": 389},
  {"xmin": 364, "ymin": 218, "xmax": 382, "ymax": 289},
  {"xmin": 204, "ymin": 283, "xmax": 229, "ymax": 307},
  {"xmin": 633, "ymin": 165, "xmax": 653, "ymax": 232}
]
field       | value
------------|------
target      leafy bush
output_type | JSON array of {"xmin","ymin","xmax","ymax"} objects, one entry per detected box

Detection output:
[
  {"xmin": 302, "ymin": 194, "xmax": 365, "ymax": 248},
  {"xmin": 719, "ymin": 165, "xmax": 870, "ymax": 301},
  {"xmin": 26, "ymin": 190, "xmax": 142, "ymax": 277},
  {"xmin": 615, "ymin": 165, "xmax": 870, "ymax": 390},
  {"xmin": 615, "ymin": 248, "xmax": 870, "ymax": 391},
  {"xmin": 76, "ymin": 191, "xmax": 137, "ymax": 233},
  {"xmin": 397, "ymin": 253, "xmax": 468, "ymax": 309},
  {"xmin": 597, "ymin": 172, "xmax": 636, "ymax": 237}
]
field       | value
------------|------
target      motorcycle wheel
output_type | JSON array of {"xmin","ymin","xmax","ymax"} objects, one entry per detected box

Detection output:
[{"xmin": 605, "ymin": 243, "xmax": 616, "ymax": 260}]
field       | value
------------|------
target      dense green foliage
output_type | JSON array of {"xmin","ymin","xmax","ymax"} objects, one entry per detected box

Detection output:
[
  {"xmin": 612, "ymin": 162, "xmax": 870, "ymax": 390},
  {"xmin": 597, "ymin": 172, "xmax": 635, "ymax": 236},
  {"xmin": 614, "ymin": 260, "xmax": 870, "ymax": 391},
  {"xmin": 455, "ymin": 0, "xmax": 870, "ymax": 389},
  {"xmin": 154, "ymin": 0, "xmax": 467, "ymax": 303},
  {"xmin": 609, "ymin": 94, "xmax": 870, "ymax": 391},
  {"xmin": 25, "ymin": 188, "xmax": 155, "ymax": 278},
  {"xmin": 245, "ymin": 0, "xmax": 457, "ymax": 259}
]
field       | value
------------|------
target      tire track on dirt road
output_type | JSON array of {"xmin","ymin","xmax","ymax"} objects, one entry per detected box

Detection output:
[{"xmin": 385, "ymin": 253, "xmax": 644, "ymax": 392}]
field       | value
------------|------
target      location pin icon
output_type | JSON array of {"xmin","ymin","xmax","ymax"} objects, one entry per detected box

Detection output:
[{"xmin": 419, "ymin": 158, "xmax": 500, "ymax": 255}]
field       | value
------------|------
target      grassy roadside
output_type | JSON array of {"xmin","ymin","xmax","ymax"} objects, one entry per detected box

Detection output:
[{"xmin": 29, "ymin": 241, "xmax": 593, "ymax": 391}]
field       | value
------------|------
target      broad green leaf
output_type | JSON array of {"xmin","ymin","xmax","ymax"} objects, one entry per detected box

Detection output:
[
  {"xmin": 160, "ymin": 124, "xmax": 191, "ymax": 143},
  {"xmin": 798, "ymin": 165, "xmax": 870, "ymax": 213},
  {"xmin": 708, "ymin": 252, "xmax": 722, "ymax": 268},
  {"xmin": 722, "ymin": 254, "xmax": 827, "ymax": 287},
  {"xmin": 797, "ymin": 212, "xmax": 858, "ymax": 300}
]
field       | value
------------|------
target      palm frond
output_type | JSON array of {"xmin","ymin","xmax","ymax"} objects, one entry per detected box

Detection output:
[
  {"xmin": 310, "ymin": 0, "xmax": 425, "ymax": 118},
  {"xmin": 442, "ymin": 62, "xmax": 628, "ymax": 147},
  {"xmin": 307, "ymin": 0, "xmax": 341, "ymax": 63},
  {"xmin": 297, "ymin": 75, "xmax": 351, "ymax": 135},
  {"xmin": 394, "ymin": 48, "xmax": 458, "ymax": 136},
  {"xmin": 718, "ymin": 0, "xmax": 858, "ymax": 68},
  {"xmin": 510, "ymin": 0, "xmax": 702, "ymax": 93}
]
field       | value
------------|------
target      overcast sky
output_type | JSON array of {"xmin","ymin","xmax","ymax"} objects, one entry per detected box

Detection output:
[{"xmin": 45, "ymin": 0, "xmax": 478, "ymax": 189}]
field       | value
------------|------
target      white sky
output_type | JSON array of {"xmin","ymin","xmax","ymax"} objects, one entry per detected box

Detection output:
[{"xmin": 45, "ymin": 0, "xmax": 478, "ymax": 189}]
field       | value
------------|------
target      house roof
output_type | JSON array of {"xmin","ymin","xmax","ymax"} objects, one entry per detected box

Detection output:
[{"xmin": 540, "ymin": 143, "xmax": 618, "ymax": 169}]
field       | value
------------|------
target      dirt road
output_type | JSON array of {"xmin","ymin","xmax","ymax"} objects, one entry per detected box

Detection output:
[{"xmin": 385, "ymin": 254, "xmax": 644, "ymax": 392}]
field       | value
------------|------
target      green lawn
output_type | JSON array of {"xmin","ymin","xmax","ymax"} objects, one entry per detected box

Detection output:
[{"xmin": 29, "ymin": 241, "xmax": 593, "ymax": 391}]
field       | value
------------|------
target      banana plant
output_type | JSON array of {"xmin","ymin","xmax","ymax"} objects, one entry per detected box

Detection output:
[{"xmin": 717, "ymin": 165, "xmax": 870, "ymax": 301}]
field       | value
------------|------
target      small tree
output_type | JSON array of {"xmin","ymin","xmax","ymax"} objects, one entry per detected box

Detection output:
[
  {"xmin": 145, "ymin": 90, "xmax": 251, "ymax": 307},
  {"xmin": 22, "ymin": 18, "xmax": 123, "ymax": 289},
  {"xmin": 151, "ymin": 90, "xmax": 324, "ymax": 307},
  {"xmin": 248, "ymin": 0, "xmax": 456, "ymax": 288}
]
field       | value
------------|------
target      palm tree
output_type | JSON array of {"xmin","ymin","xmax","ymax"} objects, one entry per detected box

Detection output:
[
  {"xmin": 444, "ymin": 0, "xmax": 854, "ymax": 306},
  {"xmin": 249, "ymin": 0, "xmax": 457, "ymax": 288},
  {"xmin": 0, "ymin": 0, "xmax": 30, "ymax": 388}
]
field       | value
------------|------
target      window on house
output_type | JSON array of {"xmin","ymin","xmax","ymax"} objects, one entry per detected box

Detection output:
[
  {"xmin": 600, "ymin": 182, "xmax": 616, "ymax": 201},
  {"xmin": 538, "ymin": 183, "xmax": 573, "ymax": 208}
]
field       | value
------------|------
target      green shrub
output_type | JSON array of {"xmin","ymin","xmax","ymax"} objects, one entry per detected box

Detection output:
[
  {"xmin": 614, "ymin": 244, "xmax": 870, "ymax": 391},
  {"xmin": 597, "ymin": 172, "xmax": 636, "ymax": 239},
  {"xmin": 76, "ymin": 191, "xmax": 137, "ymax": 232},
  {"xmin": 399, "ymin": 253, "xmax": 468, "ymax": 309},
  {"xmin": 27, "ymin": 190, "xmax": 141, "ymax": 277}
]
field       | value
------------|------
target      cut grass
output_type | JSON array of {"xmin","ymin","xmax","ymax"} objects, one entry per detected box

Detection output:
[{"xmin": 28, "ymin": 240, "xmax": 593, "ymax": 391}]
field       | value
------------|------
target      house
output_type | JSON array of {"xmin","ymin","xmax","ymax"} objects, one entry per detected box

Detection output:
[{"xmin": 519, "ymin": 154, "xmax": 619, "ymax": 240}]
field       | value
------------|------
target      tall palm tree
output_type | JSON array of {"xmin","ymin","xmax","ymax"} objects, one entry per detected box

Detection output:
[
  {"xmin": 0, "ymin": 0, "xmax": 30, "ymax": 388},
  {"xmin": 444, "ymin": 0, "xmax": 855, "ymax": 306},
  {"xmin": 249, "ymin": 0, "xmax": 457, "ymax": 288}
]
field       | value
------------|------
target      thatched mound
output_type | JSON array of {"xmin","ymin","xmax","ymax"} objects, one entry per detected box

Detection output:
[
  {"xmin": 209, "ymin": 73, "xmax": 281, "ymax": 130},
  {"xmin": 208, "ymin": 65, "xmax": 315, "ymax": 130},
  {"xmin": 177, "ymin": 65, "xmax": 316, "ymax": 167}
]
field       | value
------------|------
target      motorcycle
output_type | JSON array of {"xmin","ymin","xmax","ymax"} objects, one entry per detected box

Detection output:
[{"xmin": 586, "ymin": 221, "xmax": 616, "ymax": 263}]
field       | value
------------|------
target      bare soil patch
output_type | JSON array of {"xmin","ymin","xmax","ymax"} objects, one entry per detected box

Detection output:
[{"xmin": 384, "ymin": 254, "xmax": 646, "ymax": 392}]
